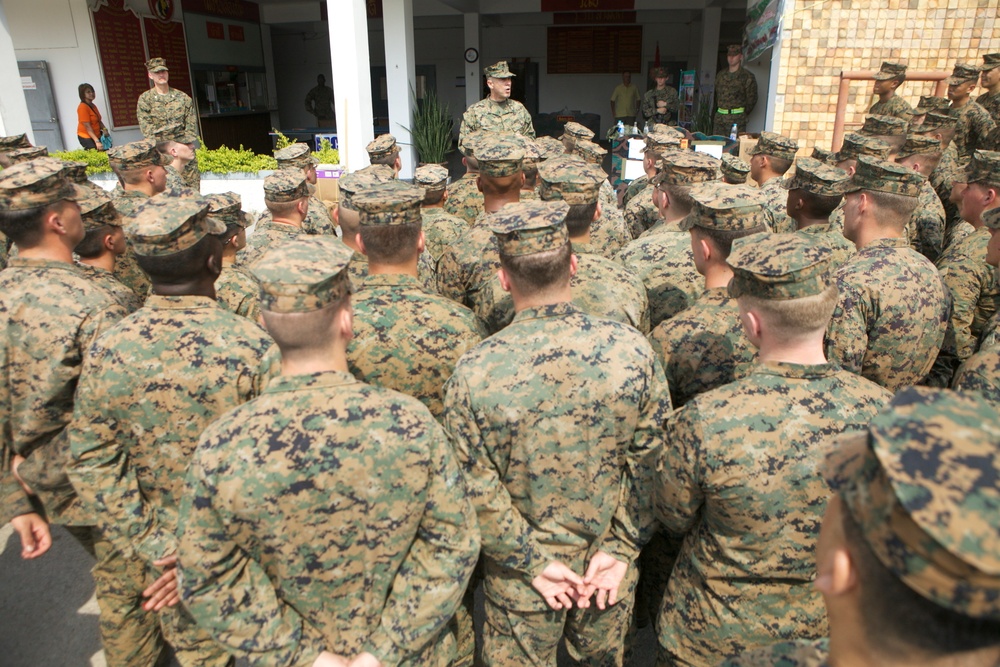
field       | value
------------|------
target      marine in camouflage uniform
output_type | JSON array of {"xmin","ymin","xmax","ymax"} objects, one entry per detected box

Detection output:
[
  {"xmin": 239, "ymin": 169, "xmax": 310, "ymax": 268},
  {"xmin": 75, "ymin": 187, "xmax": 143, "ymax": 314},
  {"xmin": 867, "ymin": 62, "xmax": 914, "ymax": 121},
  {"xmin": 253, "ymin": 143, "xmax": 337, "ymax": 236},
  {"xmin": 656, "ymin": 234, "xmax": 892, "ymax": 667},
  {"xmin": 208, "ymin": 192, "xmax": 262, "ymax": 323},
  {"xmin": 647, "ymin": 183, "xmax": 764, "ymax": 408},
  {"xmin": 459, "ymin": 61, "xmax": 535, "ymax": 152},
  {"xmin": 443, "ymin": 200, "xmax": 671, "ymax": 667},
  {"xmin": 574, "ymin": 138, "xmax": 632, "ymax": 257},
  {"xmin": 712, "ymin": 45, "xmax": 758, "ymax": 136},
  {"xmin": 825, "ymin": 156, "xmax": 949, "ymax": 391},
  {"xmin": 414, "ymin": 164, "xmax": 468, "ymax": 263},
  {"xmin": 178, "ymin": 236, "xmax": 479, "ymax": 666},
  {"xmin": 720, "ymin": 154, "xmax": 751, "ymax": 184},
  {"xmin": 916, "ymin": 113, "xmax": 965, "ymax": 234},
  {"xmin": 443, "ymin": 171, "xmax": 485, "ymax": 224},
  {"xmin": 640, "ymin": 67, "xmax": 680, "ymax": 126},
  {"xmin": 136, "ymin": 58, "xmax": 200, "ymax": 190},
  {"xmin": 946, "ymin": 63, "xmax": 997, "ymax": 160},
  {"xmin": 977, "ymin": 53, "xmax": 1000, "ymax": 124},
  {"xmin": 750, "ymin": 131, "xmax": 800, "ymax": 233},
  {"xmin": 621, "ymin": 131, "xmax": 684, "ymax": 239},
  {"xmin": 347, "ymin": 182, "xmax": 487, "ymax": 420},
  {"xmin": 893, "ymin": 134, "xmax": 947, "ymax": 261},
  {"xmin": 783, "ymin": 157, "xmax": 856, "ymax": 270},
  {"xmin": 69, "ymin": 195, "xmax": 276, "ymax": 667}
]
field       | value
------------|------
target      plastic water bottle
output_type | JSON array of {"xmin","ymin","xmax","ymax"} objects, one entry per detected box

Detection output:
[
  {"xmin": 630, "ymin": 122, "xmax": 639, "ymax": 135},
  {"xmin": 730, "ymin": 123, "xmax": 738, "ymax": 141},
  {"xmin": 616, "ymin": 120, "xmax": 625, "ymax": 138},
  {"xmin": 643, "ymin": 121, "xmax": 650, "ymax": 135}
]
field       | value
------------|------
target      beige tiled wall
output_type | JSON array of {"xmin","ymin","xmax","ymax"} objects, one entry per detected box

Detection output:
[{"xmin": 772, "ymin": 0, "xmax": 1000, "ymax": 153}]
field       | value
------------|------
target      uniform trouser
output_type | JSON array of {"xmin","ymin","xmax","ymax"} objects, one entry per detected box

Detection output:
[
  {"xmin": 481, "ymin": 564, "xmax": 638, "ymax": 667},
  {"xmin": 712, "ymin": 113, "xmax": 748, "ymax": 137}
]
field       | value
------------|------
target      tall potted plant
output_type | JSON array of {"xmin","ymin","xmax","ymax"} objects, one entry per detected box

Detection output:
[{"xmin": 406, "ymin": 88, "xmax": 454, "ymax": 165}]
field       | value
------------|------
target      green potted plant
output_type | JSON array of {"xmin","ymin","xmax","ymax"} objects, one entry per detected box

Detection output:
[{"xmin": 406, "ymin": 88, "xmax": 454, "ymax": 165}]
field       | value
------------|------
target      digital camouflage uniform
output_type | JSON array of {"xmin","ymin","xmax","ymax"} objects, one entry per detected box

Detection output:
[
  {"xmin": 266, "ymin": 144, "xmax": 338, "ymax": 236},
  {"xmin": 935, "ymin": 227, "xmax": 999, "ymax": 360},
  {"xmin": 721, "ymin": 155, "xmax": 751, "ymax": 184},
  {"xmin": 77, "ymin": 264, "xmax": 143, "ymax": 314},
  {"xmin": 868, "ymin": 96, "xmax": 914, "ymax": 122},
  {"xmin": 239, "ymin": 169, "xmax": 311, "ymax": 267},
  {"xmin": 721, "ymin": 639, "xmax": 830, "ymax": 667},
  {"xmin": 571, "ymin": 139, "xmax": 632, "ymax": 257},
  {"xmin": 946, "ymin": 63, "xmax": 997, "ymax": 159},
  {"xmin": 952, "ymin": 343, "xmax": 1000, "ymax": 404},
  {"xmin": 906, "ymin": 176, "xmax": 947, "ymax": 261},
  {"xmin": 347, "ymin": 247, "xmax": 439, "ymax": 295},
  {"xmin": 978, "ymin": 90, "xmax": 1000, "ymax": 125},
  {"xmin": 712, "ymin": 56, "xmax": 757, "ymax": 136},
  {"xmin": 443, "ymin": 172, "xmax": 485, "ymax": 225},
  {"xmin": 164, "ymin": 164, "xmax": 185, "ymax": 190},
  {"xmin": 216, "ymin": 264, "xmax": 261, "ymax": 322},
  {"xmin": 795, "ymin": 224, "xmax": 855, "ymax": 270},
  {"xmin": 979, "ymin": 310, "xmax": 1000, "ymax": 351},
  {"xmin": 656, "ymin": 234, "xmax": 892, "ymax": 667},
  {"xmin": 624, "ymin": 186, "xmax": 661, "ymax": 239},
  {"xmin": 616, "ymin": 227, "xmax": 704, "ymax": 328},
  {"xmin": 622, "ymin": 174, "xmax": 648, "ymax": 209},
  {"xmin": 414, "ymin": 164, "xmax": 468, "ymax": 263},
  {"xmin": 751, "ymin": 131, "xmax": 801, "ymax": 233},
  {"xmin": 459, "ymin": 62, "xmax": 535, "ymax": 152},
  {"xmin": 781, "ymin": 157, "xmax": 856, "ymax": 269},
  {"xmin": 136, "ymin": 59, "xmax": 200, "ymax": 190},
  {"xmin": 75, "ymin": 188, "xmax": 144, "ymax": 315},
  {"xmin": 641, "ymin": 86, "xmax": 680, "ymax": 126},
  {"xmin": 255, "ymin": 193, "xmax": 335, "ymax": 236},
  {"xmin": 444, "ymin": 202, "xmax": 671, "ymax": 667}
]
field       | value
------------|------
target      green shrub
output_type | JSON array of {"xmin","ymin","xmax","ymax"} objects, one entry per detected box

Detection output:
[
  {"xmin": 50, "ymin": 149, "xmax": 111, "ymax": 175},
  {"xmin": 312, "ymin": 138, "xmax": 339, "ymax": 164},
  {"xmin": 195, "ymin": 144, "xmax": 278, "ymax": 174}
]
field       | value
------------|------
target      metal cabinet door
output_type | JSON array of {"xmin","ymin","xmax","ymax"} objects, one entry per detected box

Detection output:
[{"xmin": 18, "ymin": 60, "xmax": 65, "ymax": 151}]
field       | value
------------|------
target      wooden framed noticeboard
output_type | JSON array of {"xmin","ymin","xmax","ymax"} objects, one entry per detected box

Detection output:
[
  {"xmin": 547, "ymin": 26, "xmax": 642, "ymax": 74},
  {"xmin": 92, "ymin": 0, "xmax": 148, "ymax": 128}
]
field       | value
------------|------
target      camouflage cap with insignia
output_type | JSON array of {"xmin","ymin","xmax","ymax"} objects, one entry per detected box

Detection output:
[
  {"xmin": 521, "ymin": 138, "xmax": 544, "ymax": 168},
  {"xmin": 642, "ymin": 131, "xmax": 682, "ymax": 157},
  {"xmin": 0, "ymin": 159, "xmax": 89, "ymax": 211},
  {"xmin": 749, "ymin": 131, "xmax": 799, "ymax": 161},
  {"xmin": 460, "ymin": 131, "xmax": 488, "ymax": 158},
  {"xmin": 811, "ymin": 146, "xmax": 837, "ymax": 165},
  {"xmin": 206, "ymin": 192, "xmax": 247, "ymax": 228},
  {"xmin": 366, "ymin": 134, "xmax": 399, "ymax": 159},
  {"xmin": 151, "ymin": 122, "xmax": 197, "ymax": 145},
  {"xmin": 414, "ymin": 163, "xmax": 449, "ymax": 191},
  {"xmin": 650, "ymin": 66, "xmax": 667, "ymax": 78},
  {"xmin": 145, "ymin": 57, "xmax": 168, "ymax": 72},
  {"xmin": 873, "ymin": 61, "xmax": 907, "ymax": 80},
  {"xmin": 5, "ymin": 146, "xmax": 48, "ymax": 164},
  {"xmin": 946, "ymin": 62, "xmax": 982, "ymax": 85},
  {"xmin": 535, "ymin": 135, "xmax": 566, "ymax": 160},
  {"xmin": 561, "ymin": 121, "xmax": 594, "ymax": 141},
  {"xmin": 109, "ymin": 140, "xmax": 167, "ymax": 171},
  {"xmin": 845, "ymin": 155, "xmax": 923, "ymax": 197},
  {"xmin": 652, "ymin": 124, "xmax": 685, "ymax": 139},
  {"xmin": 252, "ymin": 236, "xmax": 354, "ymax": 314},
  {"xmin": 728, "ymin": 233, "xmax": 834, "ymax": 300},
  {"xmin": 652, "ymin": 151, "xmax": 722, "ymax": 187},
  {"xmin": 721, "ymin": 154, "xmax": 751, "ymax": 183},
  {"xmin": 538, "ymin": 156, "xmax": 604, "ymax": 205},
  {"xmin": 0, "ymin": 134, "xmax": 31, "ymax": 151},
  {"xmin": 680, "ymin": 182, "xmax": 769, "ymax": 232},
  {"xmin": 917, "ymin": 111, "xmax": 959, "ymax": 133},
  {"xmin": 574, "ymin": 139, "xmax": 607, "ymax": 165},
  {"xmin": 957, "ymin": 150, "xmax": 1000, "ymax": 185},
  {"xmin": 274, "ymin": 142, "xmax": 317, "ymax": 169},
  {"xmin": 490, "ymin": 200, "xmax": 570, "ymax": 257},
  {"xmin": 352, "ymin": 181, "xmax": 424, "ymax": 226},
  {"xmin": 727, "ymin": 44, "xmax": 742, "ymax": 56},
  {"xmin": 914, "ymin": 95, "xmax": 950, "ymax": 115},
  {"xmin": 337, "ymin": 166, "xmax": 395, "ymax": 210},
  {"xmin": 895, "ymin": 134, "xmax": 942, "ymax": 159},
  {"xmin": 982, "ymin": 53, "xmax": 1000, "ymax": 71},
  {"xmin": 477, "ymin": 134, "xmax": 525, "ymax": 177},
  {"xmin": 79, "ymin": 189, "xmax": 121, "ymax": 230},
  {"xmin": 860, "ymin": 114, "xmax": 908, "ymax": 138},
  {"xmin": 781, "ymin": 156, "xmax": 850, "ymax": 196},
  {"xmin": 822, "ymin": 386, "xmax": 1000, "ymax": 620},
  {"xmin": 263, "ymin": 169, "xmax": 311, "ymax": 203},
  {"xmin": 59, "ymin": 160, "xmax": 90, "ymax": 184},
  {"xmin": 125, "ymin": 194, "xmax": 224, "ymax": 257},
  {"xmin": 837, "ymin": 133, "xmax": 891, "ymax": 162},
  {"xmin": 982, "ymin": 206, "xmax": 1000, "ymax": 230},
  {"xmin": 483, "ymin": 60, "xmax": 516, "ymax": 78}
]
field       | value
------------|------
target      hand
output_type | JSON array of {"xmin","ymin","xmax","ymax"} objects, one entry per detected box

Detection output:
[
  {"xmin": 10, "ymin": 513, "xmax": 52, "ymax": 559},
  {"xmin": 582, "ymin": 551, "xmax": 629, "ymax": 610},
  {"xmin": 531, "ymin": 561, "xmax": 585, "ymax": 611},
  {"xmin": 312, "ymin": 652, "xmax": 350, "ymax": 667},
  {"xmin": 142, "ymin": 554, "xmax": 180, "ymax": 611},
  {"xmin": 11, "ymin": 454, "xmax": 34, "ymax": 495},
  {"xmin": 348, "ymin": 653, "xmax": 381, "ymax": 667}
]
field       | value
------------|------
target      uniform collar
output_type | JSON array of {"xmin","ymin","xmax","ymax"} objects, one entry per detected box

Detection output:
[
  {"xmin": 264, "ymin": 370, "xmax": 358, "ymax": 394},
  {"xmin": 511, "ymin": 301, "xmax": 581, "ymax": 324},
  {"xmin": 144, "ymin": 294, "xmax": 219, "ymax": 309},
  {"xmin": 360, "ymin": 273, "xmax": 421, "ymax": 289},
  {"xmin": 8, "ymin": 256, "xmax": 81, "ymax": 272},
  {"xmin": 751, "ymin": 360, "xmax": 841, "ymax": 379},
  {"xmin": 861, "ymin": 236, "xmax": 908, "ymax": 251}
]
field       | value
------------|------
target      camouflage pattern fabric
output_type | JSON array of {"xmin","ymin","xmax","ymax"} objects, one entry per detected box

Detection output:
[
  {"xmin": 944, "ymin": 219, "xmax": 975, "ymax": 253},
  {"xmin": 950, "ymin": 101, "xmax": 997, "ymax": 159},
  {"xmin": 930, "ymin": 142, "xmax": 963, "ymax": 231},
  {"xmin": 178, "ymin": 370, "xmax": 479, "ymax": 666},
  {"xmin": 796, "ymin": 224, "xmax": 856, "ymax": 270},
  {"xmin": 656, "ymin": 361, "xmax": 891, "ymax": 666},
  {"xmin": 712, "ymin": 67, "xmax": 758, "ymax": 135},
  {"xmin": 255, "ymin": 194, "xmax": 337, "ymax": 236},
  {"xmin": 215, "ymin": 264, "xmax": 262, "ymax": 323},
  {"xmin": 238, "ymin": 219, "xmax": 305, "ymax": 268},
  {"xmin": 443, "ymin": 172, "xmax": 485, "ymax": 224},
  {"xmin": 110, "ymin": 189, "xmax": 154, "ymax": 298},
  {"xmin": 136, "ymin": 88, "xmax": 198, "ymax": 143},
  {"xmin": 952, "ymin": 345, "xmax": 1000, "ymax": 404},
  {"xmin": 164, "ymin": 164, "xmax": 185, "ymax": 191},
  {"xmin": 759, "ymin": 177, "xmax": 797, "ymax": 233},
  {"xmin": 459, "ymin": 98, "xmax": 535, "ymax": 152},
  {"xmin": 978, "ymin": 90, "xmax": 1000, "ymax": 125},
  {"xmin": 622, "ymin": 174, "xmax": 649, "ymax": 208},
  {"xmin": 825, "ymin": 237, "xmax": 949, "ymax": 390},
  {"xmin": 0, "ymin": 258, "xmax": 127, "ymax": 526},
  {"xmin": 348, "ymin": 247, "xmax": 439, "ymax": 296},
  {"xmin": 641, "ymin": 86, "xmax": 680, "ymax": 125},
  {"xmin": 906, "ymin": 177, "xmax": 946, "ymax": 261},
  {"xmin": 868, "ymin": 95, "xmax": 915, "ymax": 121},
  {"xmin": 647, "ymin": 287, "xmax": 757, "ymax": 407},
  {"xmin": 721, "ymin": 639, "xmax": 830, "ymax": 667},
  {"xmin": 615, "ymin": 226, "xmax": 704, "ymax": 328},
  {"xmin": 436, "ymin": 213, "xmax": 498, "ymax": 307},
  {"xmin": 978, "ymin": 311, "xmax": 1000, "ymax": 350},
  {"xmin": 624, "ymin": 187, "xmax": 661, "ymax": 239},
  {"xmin": 348, "ymin": 273, "xmax": 487, "ymax": 419},
  {"xmin": 77, "ymin": 263, "xmax": 143, "ymax": 314},
  {"xmin": 590, "ymin": 205, "xmax": 632, "ymax": 258},
  {"xmin": 420, "ymin": 207, "xmax": 468, "ymax": 263}
]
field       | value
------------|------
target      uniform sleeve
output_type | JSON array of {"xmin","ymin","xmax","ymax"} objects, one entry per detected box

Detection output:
[
  {"xmin": 136, "ymin": 92, "xmax": 153, "ymax": 138},
  {"xmin": 970, "ymin": 107, "xmax": 997, "ymax": 154},
  {"xmin": 640, "ymin": 91, "xmax": 654, "ymax": 122},
  {"xmin": 952, "ymin": 353, "xmax": 1000, "ymax": 404},
  {"xmin": 519, "ymin": 105, "xmax": 536, "ymax": 138},
  {"xmin": 667, "ymin": 88, "xmax": 680, "ymax": 113},
  {"xmin": 938, "ymin": 253, "xmax": 985, "ymax": 361},
  {"xmin": 458, "ymin": 108, "xmax": 479, "ymax": 154},
  {"xmin": 363, "ymin": 421, "xmax": 480, "ymax": 665},
  {"xmin": 304, "ymin": 88, "xmax": 316, "ymax": 116},
  {"xmin": 824, "ymin": 276, "xmax": 869, "ymax": 375},
  {"xmin": 177, "ymin": 457, "xmax": 326, "ymax": 667},
  {"xmin": 442, "ymin": 372, "xmax": 553, "ymax": 580},
  {"xmin": 744, "ymin": 71, "xmax": 758, "ymax": 115},
  {"xmin": 654, "ymin": 401, "xmax": 707, "ymax": 534},
  {"xmin": 183, "ymin": 93, "xmax": 199, "ymax": 140}
]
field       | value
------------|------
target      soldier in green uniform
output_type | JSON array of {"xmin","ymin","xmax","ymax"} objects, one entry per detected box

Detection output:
[
  {"xmin": 720, "ymin": 154, "xmax": 750, "ymax": 184},
  {"xmin": 559, "ymin": 120, "xmax": 593, "ymax": 155},
  {"xmin": 825, "ymin": 156, "xmax": 949, "ymax": 390},
  {"xmin": 303, "ymin": 73, "xmax": 334, "ymax": 126},
  {"xmin": 858, "ymin": 113, "xmax": 908, "ymax": 155},
  {"xmin": 443, "ymin": 199, "xmax": 672, "ymax": 667},
  {"xmin": 74, "ymin": 187, "xmax": 143, "ymax": 314},
  {"xmin": 136, "ymin": 58, "xmax": 200, "ymax": 190},
  {"xmin": 894, "ymin": 134, "xmax": 947, "ymax": 261},
  {"xmin": 414, "ymin": 164, "xmax": 468, "ymax": 263},
  {"xmin": 239, "ymin": 169, "xmax": 311, "ymax": 268},
  {"xmin": 622, "ymin": 126, "xmax": 685, "ymax": 207},
  {"xmin": 640, "ymin": 67, "xmax": 680, "ymax": 126},
  {"xmin": 444, "ymin": 132, "xmax": 487, "ymax": 224},
  {"xmin": 208, "ymin": 192, "xmax": 261, "ymax": 323},
  {"xmin": 459, "ymin": 61, "xmax": 535, "ymax": 152},
  {"xmin": 151, "ymin": 122, "xmax": 197, "ymax": 191},
  {"xmin": 177, "ymin": 235, "xmax": 480, "ymax": 667},
  {"xmin": 573, "ymin": 138, "xmax": 632, "ymax": 257},
  {"xmin": 947, "ymin": 62, "xmax": 997, "ymax": 159},
  {"xmin": 749, "ymin": 130, "xmax": 799, "ymax": 233},
  {"xmin": 366, "ymin": 134, "xmax": 402, "ymax": 176},
  {"xmin": 723, "ymin": 387, "xmax": 1000, "ymax": 667},
  {"xmin": 867, "ymin": 61, "xmax": 914, "ymax": 121},
  {"xmin": 623, "ymin": 131, "xmax": 682, "ymax": 238},
  {"xmin": 978, "ymin": 53, "xmax": 1000, "ymax": 124},
  {"xmin": 784, "ymin": 156, "xmax": 856, "ymax": 270},
  {"xmin": 713, "ymin": 45, "xmax": 758, "ymax": 136},
  {"xmin": 253, "ymin": 143, "xmax": 337, "ymax": 236},
  {"xmin": 655, "ymin": 233, "xmax": 892, "ymax": 667},
  {"xmin": 912, "ymin": 112, "xmax": 964, "ymax": 236}
]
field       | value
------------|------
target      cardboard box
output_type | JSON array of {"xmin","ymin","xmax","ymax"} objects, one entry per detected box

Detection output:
[
  {"xmin": 738, "ymin": 136, "xmax": 761, "ymax": 187},
  {"xmin": 315, "ymin": 163, "xmax": 343, "ymax": 206}
]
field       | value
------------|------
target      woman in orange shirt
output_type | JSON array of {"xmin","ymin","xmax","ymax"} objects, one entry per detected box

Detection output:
[{"xmin": 77, "ymin": 83, "xmax": 108, "ymax": 150}]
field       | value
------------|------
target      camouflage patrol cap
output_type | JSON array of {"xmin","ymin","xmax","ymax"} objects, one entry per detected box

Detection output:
[
  {"xmin": 727, "ymin": 44, "xmax": 742, "ymax": 56},
  {"xmin": 252, "ymin": 236, "xmax": 354, "ymax": 313},
  {"xmin": 914, "ymin": 96, "xmax": 950, "ymax": 115},
  {"xmin": 5, "ymin": 146, "xmax": 48, "ymax": 164},
  {"xmin": 264, "ymin": 169, "xmax": 311, "ymax": 203},
  {"xmin": 837, "ymin": 133, "xmax": 891, "ymax": 162},
  {"xmin": 652, "ymin": 151, "xmax": 722, "ymax": 187},
  {"xmin": 845, "ymin": 155, "xmax": 923, "ymax": 197},
  {"xmin": 650, "ymin": 67, "xmax": 667, "ymax": 78},
  {"xmin": 460, "ymin": 131, "xmax": 488, "ymax": 158},
  {"xmin": 366, "ymin": 134, "xmax": 399, "ymax": 159},
  {"xmin": 0, "ymin": 134, "xmax": 31, "ymax": 150},
  {"xmin": 352, "ymin": 181, "xmax": 424, "ymax": 226},
  {"xmin": 781, "ymin": 157, "xmax": 850, "ymax": 196},
  {"xmin": 917, "ymin": 111, "xmax": 958, "ymax": 133},
  {"xmin": 151, "ymin": 122, "xmax": 197, "ymax": 145},
  {"xmin": 206, "ymin": 192, "xmax": 247, "ymax": 228},
  {"xmin": 982, "ymin": 53, "xmax": 1000, "ymax": 71},
  {"xmin": 873, "ymin": 61, "xmax": 907, "ymax": 80},
  {"xmin": 720, "ymin": 154, "xmax": 751, "ymax": 183},
  {"xmin": 822, "ymin": 387, "xmax": 1000, "ymax": 620},
  {"xmin": 982, "ymin": 206, "xmax": 1000, "ymax": 230},
  {"xmin": 78, "ymin": 189, "xmax": 121, "ymax": 230},
  {"xmin": 860, "ymin": 114, "xmax": 908, "ymax": 138},
  {"xmin": 561, "ymin": 121, "xmax": 594, "ymax": 142},
  {"xmin": 413, "ymin": 163, "xmax": 449, "ymax": 191},
  {"xmin": 728, "ymin": 233, "xmax": 834, "ymax": 300},
  {"xmin": 535, "ymin": 135, "xmax": 566, "ymax": 160},
  {"xmin": 477, "ymin": 135, "xmax": 524, "ymax": 177},
  {"xmin": 484, "ymin": 61, "xmax": 516, "ymax": 78},
  {"xmin": 274, "ymin": 143, "xmax": 317, "ymax": 169},
  {"xmin": 337, "ymin": 166, "xmax": 395, "ymax": 211},
  {"xmin": 574, "ymin": 139, "xmax": 607, "ymax": 165},
  {"xmin": 108, "ymin": 140, "xmax": 167, "ymax": 171},
  {"xmin": 125, "ymin": 194, "xmax": 224, "ymax": 257},
  {"xmin": 811, "ymin": 147, "xmax": 837, "ymax": 165},
  {"xmin": 145, "ymin": 57, "xmax": 168, "ymax": 72},
  {"xmin": 946, "ymin": 62, "xmax": 982, "ymax": 85},
  {"xmin": 642, "ymin": 131, "xmax": 682, "ymax": 157},
  {"xmin": 895, "ymin": 134, "xmax": 942, "ymax": 159},
  {"xmin": 680, "ymin": 182, "xmax": 768, "ymax": 232},
  {"xmin": 957, "ymin": 150, "xmax": 1000, "ymax": 185},
  {"xmin": 652, "ymin": 124, "xmax": 685, "ymax": 139},
  {"xmin": 749, "ymin": 131, "xmax": 799, "ymax": 161},
  {"xmin": 59, "ymin": 160, "xmax": 90, "ymax": 184},
  {"xmin": 538, "ymin": 156, "xmax": 604, "ymax": 205},
  {"xmin": 521, "ymin": 139, "xmax": 544, "ymax": 168},
  {"xmin": 490, "ymin": 200, "xmax": 570, "ymax": 257},
  {"xmin": 0, "ymin": 159, "xmax": 89, "ymax": 211}
]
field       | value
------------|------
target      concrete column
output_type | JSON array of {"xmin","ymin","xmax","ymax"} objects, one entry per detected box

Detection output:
[
  {"xmin": 383, "ymin": 0, "xmax": 416, "ymax": 179},
  {"xmin": 328, "ymin": 0, "xmax": 374, "ymax": 171},
  {"xmin": 698, "ymin": 7, "xmax": 722, "ymax": 113},
  {"xmin": 0, "ymin": 0, "xmax": 32, "ymax": 141},
  {"xmin": 464, "ymin": 12, "xmax": 480, "ymax": 109}
]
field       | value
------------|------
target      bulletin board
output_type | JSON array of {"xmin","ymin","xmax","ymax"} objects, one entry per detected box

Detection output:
[{"xmin": 547, "ymin": 26, "xmax": 642, "ymax": 74}]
